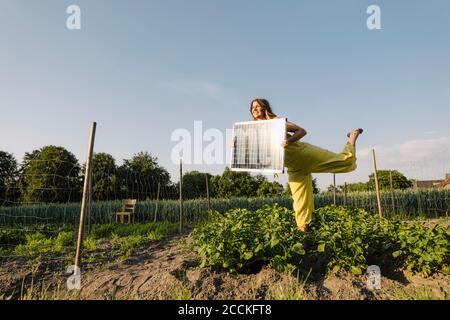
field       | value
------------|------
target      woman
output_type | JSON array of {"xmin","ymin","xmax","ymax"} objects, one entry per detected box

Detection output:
[{"xmin": 250, "ymin": 98, "xmax": 363, "ymax": 233}]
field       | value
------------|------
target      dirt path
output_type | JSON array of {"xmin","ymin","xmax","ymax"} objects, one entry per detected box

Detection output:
[{"xmin": 71, "ymin": 233, "xmax": 303, "ymax": 300}]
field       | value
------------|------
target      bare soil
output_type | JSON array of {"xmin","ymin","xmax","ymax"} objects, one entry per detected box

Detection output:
[{"xmin": 1, "ymin": 231, "xmax": 448, "ymax": 300}]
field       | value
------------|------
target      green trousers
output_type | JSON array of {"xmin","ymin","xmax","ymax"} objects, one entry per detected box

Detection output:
[{"xmin": 284, "ymin": 141, "xmax": 357, "ymax": 230}]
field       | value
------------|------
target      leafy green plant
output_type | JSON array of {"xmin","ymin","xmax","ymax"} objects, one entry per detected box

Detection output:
[
  {"xmin": 116, "ymin": 235, "xmax": 147, "ymax": 260},
  {"xmin": 306, "ymin": 206, "xmax": 450, "ymax": 276},
  {"xmin": 307, "ymin": 206, "xmax": 378, "ymax": 274},
  {"xmin": 0, "ymin": 229, "xmax": 26, "ymax": 246},
  {"xmin": 14, "ymin": 233, "xmax": 54, "ymax": 256},
  {"xmin": 192, "ymin": 204, "xmax": 305, "ymax": 273},
  {"xmin": 53, "ymin": 231, "xmax": 74, "ymax": 252},
  {"xmin": 391, "ymin": 223, "xmax": 450, "ymax": 276},
  {"xmin": 192, "ymin": 204, "xmax": 450, "ymax": 277},
  {"xmin": 105, "ymin": 222, "xmax": 178, "ymax": 260},
  {"xmin": 83, "ymin": 236, "xmax": 100, "ymax": 251},
  {"xmin": 13, "ymin": 230, "xmax": 74, "ymax": 256}
]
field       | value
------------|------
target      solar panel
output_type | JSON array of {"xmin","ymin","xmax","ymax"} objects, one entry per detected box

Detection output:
[{"xmin": 230, "ymin": 118, "xmax": 286, "ymax": 174}]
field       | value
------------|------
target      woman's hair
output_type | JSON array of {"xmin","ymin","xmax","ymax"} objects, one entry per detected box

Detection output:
[{"xmin": 250, "ymin": 98, "xmax": 278, "ymax": 120}]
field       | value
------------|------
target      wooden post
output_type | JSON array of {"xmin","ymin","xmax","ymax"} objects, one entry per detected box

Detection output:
[
  {"xmin": 343, "ymin": 182, "xmax": 347, "ymax": 206},
  {"xmin": 333, "ymin": 174, "xmax": 336, "ymax": 206},
  {"xmin": 179, "ymin": 160, "xmax": 184, "ymax": 233},
  {"xmin": 372, "ymin": 149, "xmax": 383, "ymax": 218},
  {"xmin": 390, "ymin": 171, "xmax": 396, "ymax": 215},
  {"xmin": 86, "ymin": 164, "xmax": 93, "ymax": 236},
  {"xmin": 75, "ymin": 122, "xmax": 97, "ymax": 268},
  {"xmin": 205, "ymin": 174, "xmax": 211, "ymax": 211},
  {"xmin": 154, "ymin": 182, "xmax": 160, "ymax": 222}
]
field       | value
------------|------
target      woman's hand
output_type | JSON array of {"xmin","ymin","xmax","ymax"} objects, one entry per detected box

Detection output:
[
  {"xmin": 281, "ymin": 139, "xmax": 290, "ymax": 148},
  {"xmin": 229, "ymin": 137, "xmax": 237, "ymax": 149}
]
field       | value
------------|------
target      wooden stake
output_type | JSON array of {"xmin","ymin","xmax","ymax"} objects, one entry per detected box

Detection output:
[
  {"xmin": 333, "ymin": 174, "xmax": 336, "ymax": 206},
  {"xmin": 179, "ymin": 160, "xmax": 184, "ymax": 233},
  {"xmin": 75, "ymin": 122, "xmax": 97, "ymax": 268},
  {"xmin": 390, "ymin": 171, "xmax": 396, "ymax": 215},
  {"xmin": 154, "ymin": 181, "xmax": 160, "ymax": 222},
  {"xmin": 344, "ymin": 182, "xmax": 347, "ymax": 206},
  {"xmin": 372, "ymin": 149, "xmax": 383, "ymax": 218},
  {"xmin": 86, "ymin": 164, "xmax": 93, "ymax": 236},
  {"xmin": 205, "ymin": 174, "xmax": 211, "ymax": 211}
]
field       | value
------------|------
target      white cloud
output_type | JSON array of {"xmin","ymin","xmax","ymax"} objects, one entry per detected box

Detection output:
[
  {"xmin": 358, "ymin": 137, "xmax": 450, "ymax": 166},
  {"xmin": 354, "ymin": 137, "xmax": 450, "ymax": 183}
]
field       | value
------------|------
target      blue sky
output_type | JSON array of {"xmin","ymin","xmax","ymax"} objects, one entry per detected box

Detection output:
[{"xmin": 1, "ymin": 0, "xmax": 449, "ymax": 191}]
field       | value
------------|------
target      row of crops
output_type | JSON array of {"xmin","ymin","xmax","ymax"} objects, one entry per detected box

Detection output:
[
  {"xmin": 0, "ymin": 188, "xmax": 448, "ymax": 225},
  {"xmin": 0, "ymin": 221, "xmax": 179, "ymax": 259},
  {"xmin": 316, "ymin": 188, "xmax": 449, "ymax": 218},
  {"xmin": 192, "ymin": 205, "xmax": 450, "ymax": 277}
]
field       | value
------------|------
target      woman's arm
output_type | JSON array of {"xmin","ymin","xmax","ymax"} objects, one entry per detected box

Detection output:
[{"xmin": 282, "ymin": 120, "xmax": 307, "ymax": 148}]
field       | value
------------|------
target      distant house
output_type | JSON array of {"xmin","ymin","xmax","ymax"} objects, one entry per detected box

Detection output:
[
  {"xmin": 439, "ymin": 173, "xmax": 450, "ymax": 189},
  {"xmin": 413, "ymin": 173, "xmax": 450, "ymax": 189}
]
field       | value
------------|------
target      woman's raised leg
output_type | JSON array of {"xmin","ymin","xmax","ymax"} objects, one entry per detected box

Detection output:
[
  {"xmin": 306, "ymin": 143, "xmax": 357, "ymax": 174},
  {"xmin": 307, "ymin": 129, "xmax": 362, "ymax": 173}
]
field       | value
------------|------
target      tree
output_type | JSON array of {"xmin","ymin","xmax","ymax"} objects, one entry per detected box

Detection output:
[
  {"xmin": 312, "ymin": 178, "xmax": 320, "ymax": 194},
  {"xmin": 210, "ymin": 168, "xmax": 289, "ymax": 198},
  {"xmin": 82, "ymin": 152, "xmax": 118, "ymax": 201},
  {"xmin": 182, "ymin": 171, "xmax": 214, "ymax": 199},
  {"xmin": 285, "ymin": 177, "xmax": 320, "ymax": 196},
  {"xmin": 368, "ymin": 170, "xmax": 413, "ymax": 190},
  {"xmin": 327, "ymin": 184, "xmax": 343, "ymax": 193},
  {"xmin": 256, "ymin": 180, "xmax": 283, "ymax": 197},
  {"xmin": 329, "ymin": 170, "xmax": 413, "ymax": 193},
  {"xmin": 341, "ymin": 182, "xmax": 369, "ymax": 192},
  {"xmin": 18, "ymin": 146, "xmax": 81, "ymax": 203},
  {"xmin": 0, "ymin": 151, "xmax": 18, "ymax": 205},
  {"xmin": 210, "ymin": 167, "xmax": 259, "ymax": 198},
  {"xmin": 283, "ymin": 183, "xmax": 292, "ymax": 196},
  {"xmin": 118, "ymin": 152, "xmax": 171, "ymax": 200}
]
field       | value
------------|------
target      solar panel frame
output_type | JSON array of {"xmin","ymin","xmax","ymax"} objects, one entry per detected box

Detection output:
[{"xmin": 230, "ymin": 118, "xmax": 287, "ymax": 174}]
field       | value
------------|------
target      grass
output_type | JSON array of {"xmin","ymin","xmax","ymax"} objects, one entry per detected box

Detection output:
[
  {"xmin": 387, "ymin": 286, "xmax": 448, "ymax": 300},
  {"xmin": 171, "ymin": 282, "xmax": 193, "ymax": 300},
  {"xmin": 1, "ymin": 221, "xmax": 178, "ymax": 259},
  {"xmin": 268, "ymin": 281, "xmax": 306, "ymax": 300},
  {"xmin": 267, "ymin": 269, "xmax": 311, "ymax": 300},
  {"xmin": 18, "ymin": 278, "xmax": 83, "ymax": 300},
  {"xmin": 104, "ymin": 222, "xmax": 178, "ymax": 261},
  {"xmin": 92, "ymin": 221, "xmax": 177, "ymax": 239}
]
